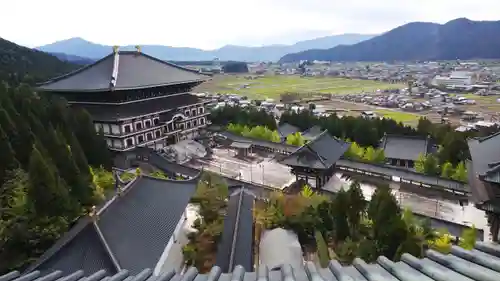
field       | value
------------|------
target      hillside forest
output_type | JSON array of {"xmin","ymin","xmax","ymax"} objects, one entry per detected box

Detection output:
[{"xmin": 0, "ymin": 82, "xmax": 113, "ymax": 273}]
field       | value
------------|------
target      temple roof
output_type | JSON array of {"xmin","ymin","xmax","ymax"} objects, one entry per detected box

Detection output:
[
  {"xmin": 279, "ymin": 130, "xmax": 350, "ymax": 169},
  {"xmin": 26, "ymin": 174, "xmax": 200, "ymax": 276},
  {"xmin": 277, "ymin": 123, "xmax": 300, "ymax": 138},
  {"xmin": 71, "ymin": 93, "xmax": 202, "ymax": 121},
  {"xmin": 468, "ymin": 132, "xmax": 500, "ymax": 184},
  {"xmin": 301, "ymin": 125, "xmax": 323, "ymax": 141},
  {"xmin": 215, "ymin": 188, "xmax": 255, "ymax": 273},
  {"xmin": 380, "ymin": 134, "xmax": 434, "ymax": 161},
  {"xmin": 37, "ymin": 51, "xmax": 208, "ymax": 92},
  {"xmin": 467, "ymin": 132, "xmax": 500, "ymax": 204},
  {"xmin": 7, "ymin": 242, "xmax": 500, "ymax": 281}
]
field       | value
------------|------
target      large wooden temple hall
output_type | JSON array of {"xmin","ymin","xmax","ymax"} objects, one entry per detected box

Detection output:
[{"xmin": 38, "ymin": 46, "xmax": 211, "ymax": 152}]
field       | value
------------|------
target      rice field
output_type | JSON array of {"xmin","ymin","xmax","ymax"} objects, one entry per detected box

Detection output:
[{"xmin": 196, "ymin": 74, "xmax": 404, "ymax": 99}]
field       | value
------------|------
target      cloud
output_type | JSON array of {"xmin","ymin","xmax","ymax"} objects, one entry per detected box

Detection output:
[{"xmin": 1, "ymin": 0, "xmax": 499, "ymax": 49}]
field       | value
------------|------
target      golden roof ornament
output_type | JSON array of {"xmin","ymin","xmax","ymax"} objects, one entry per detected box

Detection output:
[
  {"xmin": 135, "ymin": 45, "xmax": 141, "ymax": 53},
  {"xmin": 112, "ymin": 45, "xmax": 119, "ymax": 53}
]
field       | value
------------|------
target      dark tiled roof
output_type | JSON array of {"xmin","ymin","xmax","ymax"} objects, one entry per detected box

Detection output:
[
  {"xmin": 301, "ymin": 126, "xmax": 323, "ymax": 141},
  {"xmin": 279, "ymin": 130, "xmax": 350, "ymax": 169},
  {"xmin": 467, "ymin": 132, "xmax": 500, "ymax": 204},
  {"xmin": 6, "ymin": 242, "xmax": 500, "ymax": 281},
  {"xmin": 380, "ymin": 134, "xmax": 433, "ymax": 161},
  {"xmin": 277, "ymin": 123, "xmax": 300, "ymax": 138},
  {"xmin": 215, "ymin": 188, "xmax": 255, "ymax": 273},
  {"xmin": 27, "ymin": 175, "xmax": 200, "ymax": 276},
  {"xmin": 71, "ymin": 94, "xmax": 201, "ymax": 121},
  {"xmin": 38, "ymin": 51, "xmax": 208, "ymax": 92},
  {"xmin": 468, "ymin": 132, "xmax": 500, "ymax": 183}
]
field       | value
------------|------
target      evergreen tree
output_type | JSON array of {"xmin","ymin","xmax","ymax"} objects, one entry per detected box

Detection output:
[
  {"xmin": 332, "ymin": 189, "xmax": 350, "ymax": 241},
  {"xmin": 346, "ymin": 181, "xmax": 366, "ymax": 238},
  {"xmin": 0, "ymin": 125, "xmax": 19, "ymax": 183},
  {"xmin": 27, "ymin": 145, "xmax": 71, "ymax": 217},
  {"xmin": 368, "ymin": 185, "xmax": 407, "ymax": 259}
]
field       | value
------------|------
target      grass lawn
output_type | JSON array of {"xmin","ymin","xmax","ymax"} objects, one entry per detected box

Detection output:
[
  {"xmin": 197, "ymin": 74, "xmax": 404, "ymax": 99},
  {"xmin": 375, "ymin": 109, "xmax": 421, "ymax": 124}
]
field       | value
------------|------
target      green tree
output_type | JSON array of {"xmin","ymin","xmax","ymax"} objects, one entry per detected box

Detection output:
[
  {"xmin": 415, "ymin": 153, "xmax": 426, "ymax": 173},
  {"xmin": 315, "ymin": 231, "xmax": 330, "ymax": 268},
  {"xmin": 27, "ymin": 145, "xmax": 71, "ymax": 217},
  {"xmin": 368, "ymin": 185, "xmax": 407, "ymax": 259},
  {"xmin": 346, "ymin": 181, "xmax": 366, "ymax": 238},
  {"xmin": 363, "ymin": 146, "xmax": 375, "ymax": 162},
  {"xmin": 0, "ymin": 125, "xmax": 19, "ymax": 183},
  {"xmin": 332, "ymin": 189, "xmax": 350, "ymax": 241},
  {"xmin": 440, "ymin": 162, "xmax": 454, "ymax": 178},
  {"xmin": 286, "ymin": 132, "xmax": 306, "ymax": 146},
  {"xmin": 372, "ymin": 148, "xmax": 386, "ymax": 164},
  {"xmin": 452, "ymin": 162, "xmax": 467, "ymax": 182},
  {"xmin": 423, "ymin": 154, "xmax": 440, "ymax": 176},
  {"xmin": 344, "ymin": 141, "xmax": 364, "ymax": 160}
]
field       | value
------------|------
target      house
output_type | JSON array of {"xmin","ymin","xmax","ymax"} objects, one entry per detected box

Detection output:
[
  {"xmin": 380, "ymin": 134, "xmax": 435, "ymax": 169},
  {"xmin": 259, "ymin": 228, "xmax": 303, "ymax": 270},
  {"xmin": 215, "ymin": 188, "xmax": 255, "ymax": 272},
  {"xmin": 25, "ymin": 173, "xmax": 201, "ymax": 276}
]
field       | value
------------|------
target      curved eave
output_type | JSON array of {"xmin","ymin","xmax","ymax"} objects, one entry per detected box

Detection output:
[{"xmin": 36, "ymin": 79, "xmax": 208, "ymax": 93}]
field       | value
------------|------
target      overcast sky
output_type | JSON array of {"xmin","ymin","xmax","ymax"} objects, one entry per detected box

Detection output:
[{"xmin": 2, "ymin": 0, "xmax": 499, "ymax": 49}]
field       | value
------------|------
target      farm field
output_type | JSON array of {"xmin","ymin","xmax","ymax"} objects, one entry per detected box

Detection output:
[{"xmin": 196, "ymin": 74, "xmax": 404, "ymax": 99}]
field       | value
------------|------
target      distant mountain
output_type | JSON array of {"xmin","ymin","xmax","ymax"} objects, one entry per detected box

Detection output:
[
  {"xmin": 36, "ymin": 34, "xmax": 375, "ymax": 62},
  {"xmin": 49, "ymin": 52, "xmax": 95, "ymax": 65},
  {"xmin": 0, "ymin": 37, "xmax": 77, "ymax": 84},
  {"xmin": 279, "ymin": 18, "xmax": 500, "ymax": 63}
]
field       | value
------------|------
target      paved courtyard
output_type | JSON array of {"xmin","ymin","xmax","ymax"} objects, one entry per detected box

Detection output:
[
  {"xmin": 188, "ymin": 147, "xmax": 490, "ymax": 240},
  {"xmin": 194, "ymin": 148, "xmax": 294, "ymax": 188}
]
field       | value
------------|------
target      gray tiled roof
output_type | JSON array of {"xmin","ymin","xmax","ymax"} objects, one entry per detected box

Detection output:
[
  {"xmin": 26, "ymin": 175, "xmax": 200, "ymax": 276},
  {"xmin": 467, "ymin": 132, "xmax": 500, "ymax": 205},
  {"xmin": 5, "ymin": 242, "xmax": 500, "ymax": 281},
  {"xmin": 279, "ymin": 130, "xmax": 350, "ymax": 169},
  {"xmin": 71, "ymin": 93, "xmax": 201, "ymax": 121},
  {"xmin": 301, "ymin": 126, "xmax": 323, "ymax": 141},
  {"xmin": 215, "ymin": 188, "xmax": 255, "ymax": 272},
  {"xmin": 380, "ymin": 134, "xmax": 433, "ymax": 161},
  {"xmin": 38, "ymin": 51, "xmax": 208, "ymax": 92},
  {"xmin": 468, "ymin": 132, "xmax": 500, "ymax": 182},
  {"xmin": 277, "ymin": 123, "xmax": 300, "ymax": 138}
]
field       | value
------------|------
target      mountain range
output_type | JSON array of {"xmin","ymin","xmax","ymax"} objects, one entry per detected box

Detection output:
[
  {"xmin": 0, "ymin": 37, "xmax": 78, "ymax": 84},
  {"xmin": 36, "ymin": 34, "xmax": 375, "ymax": 62},
  {"xmin": 279, "ymin": 18, "xmax": 500, "ymax": 63}
]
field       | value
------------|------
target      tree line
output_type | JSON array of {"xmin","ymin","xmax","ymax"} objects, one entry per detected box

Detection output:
[
  {"xmin": 210, "ymin": 106, "xmax": 500, "ymax": 167},
  {"xmin": 0, "ymin": 82, "xmax": 111, "ymax": 273},
  {"xmin": 256, "ymin": 182, "xmax": 476, "ymax": 266}
]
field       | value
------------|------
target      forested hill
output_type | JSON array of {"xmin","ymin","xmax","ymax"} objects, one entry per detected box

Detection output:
[
  {"xmin": 279, "ymin": 18, "xmax": 500, "ymax": 62},
  {"xmin": 0, "ymin": 82, "xmax": 112, "ymax": 273},
  {"xmin": 0, "ymin": 37, "xmax": 78, "ymax": 85}
]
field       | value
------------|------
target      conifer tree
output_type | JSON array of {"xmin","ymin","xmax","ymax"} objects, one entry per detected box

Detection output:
[
  {"xmin": 0, "ymin": 125, "xmax": 19, "ymax": 184},
  {"xmin": 27, "ymin": 145, "xmax": 71, "ymax": 217}
]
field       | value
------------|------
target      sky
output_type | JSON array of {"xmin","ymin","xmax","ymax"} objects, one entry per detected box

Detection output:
[{"xmin": 1, "ymin": 0, "xmax": 500, "ymax": 50}]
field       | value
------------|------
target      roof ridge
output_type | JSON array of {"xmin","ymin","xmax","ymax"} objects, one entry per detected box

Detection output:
[
  {"xmin": 92, "ymin": 222, "xmax": 121, "ymax": 272},
  {"xmin": 140, "ymin": 170, "xmax": 202, "ymax": 184},
  {"xmin": 120, "ymin": 51, "xmax": 211, "ymax": 77},
  {"xmin": 477, "ymin": 130, "xmax": 500, "ymax": 143},
  {"xmin": 110, "ymin": 51, "xmax": 120, "ymax": 89},
  {"xmin": 228, "ymin": 187, "xmax": 245, "ymax": 271}
]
